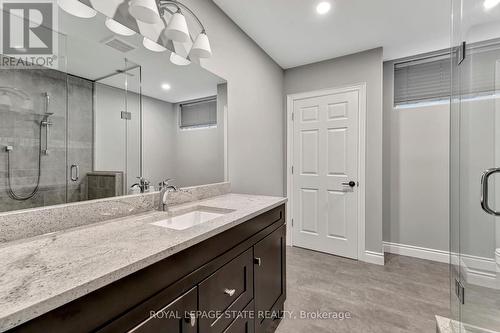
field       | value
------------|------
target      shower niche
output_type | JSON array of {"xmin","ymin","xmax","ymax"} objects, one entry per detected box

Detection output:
[{"xmin": 0, "ymin": 6, "xmax": 227, "ymax": 213}]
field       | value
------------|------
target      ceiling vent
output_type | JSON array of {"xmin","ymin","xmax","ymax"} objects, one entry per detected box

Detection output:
[{"xmin": 101, "ymin": 36, "xmax": 135, "ymax": 53}]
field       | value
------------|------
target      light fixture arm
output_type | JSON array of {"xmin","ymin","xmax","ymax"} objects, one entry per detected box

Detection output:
[{"xmin": 157, "ymin": 0, "xmax": 206, "ymax": 33}]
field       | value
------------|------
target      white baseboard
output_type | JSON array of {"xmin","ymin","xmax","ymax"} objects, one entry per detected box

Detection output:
[
  {"xmin": 384, "ymin": 241, "xmax": 499, "ymax": 290},
  {"xmin": 362, "ymin": 250, "xmax": 385, "ymax": 266},
  {"xmin": 460, "ymin": 254, "xmax": 498, "ymax": 290},
  {"xmin": 383, "ymin": 242, "xmax": 449, "ymax": 263}
]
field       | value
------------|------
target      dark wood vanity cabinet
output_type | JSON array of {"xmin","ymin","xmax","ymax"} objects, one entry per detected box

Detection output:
[{"xmin": 9, "ymin": 204, "xmax": 286, "ymax": 333}]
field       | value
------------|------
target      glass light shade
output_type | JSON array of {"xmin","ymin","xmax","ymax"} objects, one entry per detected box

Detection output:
[
  {"xmin": 58, "ymin": 0, "xmax": 97, "ymax": 18},
  {"xmin": 129, "ymin": 0, "xmax": 161, "ymax": 24},
  {"xmin": 164, "ymin": 12, "xmax": 190, "ymax": 42},
  {"xmin": 105, "ymin": 18, "xmax": 136, "ymax": 36},
  {"xmin": 143, "ymin": 37, "xmax": 166, "ymax": 52},
  {"xmin": 189, "ymin": 32, "xmax": 211, "ymax": 59},
  {"xmin": 170, "ymin": 52, "xmax": 191, "ymax": 66}
]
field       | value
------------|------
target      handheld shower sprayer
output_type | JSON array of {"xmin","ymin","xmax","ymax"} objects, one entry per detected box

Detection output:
[{"xmin": 5, "ymin": 91, "xmax": 53, "ymax": 201}]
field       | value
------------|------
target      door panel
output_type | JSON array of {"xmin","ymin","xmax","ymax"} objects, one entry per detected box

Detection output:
[
  {"xmin": 327, "ymin": 190, "xmax": 347, "ymax": 239},
  {"xmin": 299, "ymin": 188, "xmax": 319, "ymax": 234},
  {"xmin": 292, "ymin": 88, "xmax": 360, "ymax": 259}
]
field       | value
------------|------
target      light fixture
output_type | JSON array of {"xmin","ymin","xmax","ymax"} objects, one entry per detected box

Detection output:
[
  {"xmin": 58, "ymin": 0, "xmax": 97, "ymax": 18},
  {"xmin": 164, "ymin": 10, "xmax": 190, "ymax": 42},
  {"xmin": 189, "ymin": 32, "xmax": 211, "ymax": 59},
  {"xmin": 129, "ymin": 0, "xmax": 161, "ymax": 24},
  {"xmin": 161, "ymin": 83, "xmax": 171, "ymax": 90},
  {"xmin": 143, "ymin": 37, "xmax": 166, "ymax": 52},
  {"xmin": 81, "ymin": 0, "xmax": 212, "ymax": 59},
  {"xmin": 170, "ymin": 52, "xmax": 191, "ymax": 66},
  {"xmin": 135, "ymin": 1, "xmax": 211, "ymax": 58},
  {"xmin": 105, "ymin": 18, "xmax": 136, "ymax": 36},
  {"xmin": 316, "ymin": 1, "xmax": 331, "ymax": 15},
  {"xmin": 484, "ymin": 0, "xmax": 500, "ymax": 10}
]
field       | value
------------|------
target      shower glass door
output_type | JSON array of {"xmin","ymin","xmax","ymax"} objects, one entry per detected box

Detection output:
[
  {"xmin": 451, "ymin": 0, "xmax": 500, "ymax": 331},
  {"xmin": 91, "ymin": 59, "xmax": 142, "ymax": 198}
]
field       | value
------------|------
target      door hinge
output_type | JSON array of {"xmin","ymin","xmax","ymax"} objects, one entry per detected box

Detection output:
[
  {"xmin": 291, "ymin": 166, "xmax": 294, "ymax": 174},
  {"xmin": 291, "ymin": 218, "xmax": 294, "ymax": 227},
  {"xmin": 455, "ymin": 278, "xmax": 465, "ymax": 305},
  {"xmin": 291, "ymin": 112, "xmax": 294, "ymax": 121}
]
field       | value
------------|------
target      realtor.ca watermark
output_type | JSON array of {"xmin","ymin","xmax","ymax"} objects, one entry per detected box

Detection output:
[
  {"xmin": 150, "ymin": 310, "xmax": 353, "ymax": 321},
  {"xmin": 0, "ymin": 0, "xmax": 59, "ymax": 69}
]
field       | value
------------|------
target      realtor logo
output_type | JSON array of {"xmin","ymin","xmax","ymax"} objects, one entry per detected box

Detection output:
[{"xmin": 0, "ymin": 0, "xmax": 58, "ymax": 68}]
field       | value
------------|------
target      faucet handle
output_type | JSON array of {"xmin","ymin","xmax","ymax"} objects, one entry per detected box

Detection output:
[{"xmin": 159, "ymin": 178, "xmax": 175, "ymax": 187}]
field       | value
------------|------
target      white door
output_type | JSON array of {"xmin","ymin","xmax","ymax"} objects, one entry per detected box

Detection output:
[{"xmin": 292, "ymin": 88, "xmax": 360, "ymax": 259}]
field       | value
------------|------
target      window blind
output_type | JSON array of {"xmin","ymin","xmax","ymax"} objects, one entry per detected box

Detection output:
[
  {"xmin": 394, "ymin": 55, "xmax": 451, "ymax": 106},
  {"xmin": 180, "ymin": 97, "xmax": 217, "ymax": 128}
]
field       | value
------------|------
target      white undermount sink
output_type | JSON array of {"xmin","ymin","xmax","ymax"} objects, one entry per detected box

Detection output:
[{"xmin": 151, "ymin": 207, "xmax": 232, "ymax": 230}]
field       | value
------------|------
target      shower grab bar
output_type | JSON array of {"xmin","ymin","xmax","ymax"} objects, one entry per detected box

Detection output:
[
  {"xmin": 481, "ymin": 168, "xmax": 500, "ymax": 216},
  {"xmin": 70, "ymin": 164, "xmax": 79, "ymax": 182}
]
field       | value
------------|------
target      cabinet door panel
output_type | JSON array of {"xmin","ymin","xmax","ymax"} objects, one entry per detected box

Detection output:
[
  {"xmin": 254, "ymin": 225, "xmax": 286, "ymax": 333},
  {"xmin": 129, "ymin": 287, "xmax": 197, "ymax": 333}
]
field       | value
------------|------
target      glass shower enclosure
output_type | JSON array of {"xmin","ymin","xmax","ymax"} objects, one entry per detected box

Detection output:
[
  {"xmin": 450, "ymin": 0, "xmax": 500, "ymax": 331},
  {"xmin": 0, "ymin": 43, "xmax": 142, "ymax": 212}
]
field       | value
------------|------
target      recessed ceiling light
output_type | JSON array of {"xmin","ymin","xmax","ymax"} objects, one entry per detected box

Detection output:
[
  {"xmin": 484, "ymin": 0, "xmax": 500, "ymax": 10},
  {"xmin": 161, "ymin": 83, "xmax": 171, "ymax": 91},
  {"xmin": 316, "ymin": 2, "xmax": 331, "ymax": 15}
]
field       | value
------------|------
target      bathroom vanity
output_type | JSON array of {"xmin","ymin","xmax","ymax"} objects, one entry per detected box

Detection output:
[{"xmin": 0, "ymin": 188, "xmax": 286, "ymax": 333}]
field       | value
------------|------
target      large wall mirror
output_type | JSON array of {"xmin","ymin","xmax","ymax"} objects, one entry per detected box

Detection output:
[{"xmin": 0, "ymin": 4, "xmax": 227, "ymax": 213}]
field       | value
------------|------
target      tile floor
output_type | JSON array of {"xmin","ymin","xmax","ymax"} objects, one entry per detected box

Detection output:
[{"xmin": 276, "ymin": 246, "xmax": 450, "ymax": 333}]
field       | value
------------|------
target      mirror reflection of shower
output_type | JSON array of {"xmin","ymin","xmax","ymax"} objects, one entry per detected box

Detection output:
[{"xmin": 2, "ymin": 89, "xmax": 53, "ymax": 201}]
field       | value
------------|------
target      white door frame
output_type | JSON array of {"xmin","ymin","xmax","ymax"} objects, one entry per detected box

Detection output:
[{"xmin": 286, "ymin": 83, "xmax": 367, "ymax": 261}]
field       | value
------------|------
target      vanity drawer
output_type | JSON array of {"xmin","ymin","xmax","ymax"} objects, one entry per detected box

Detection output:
[
  {"xmin": 223, "ymin": 301, "xmax": 255, "ymax": 333},
  {"xmin": 199, "ymin": 248, "xmax": 254, "ymax": 333},
  {"xmin": 128, "ymin": 287, "xmax": 197, "ymax": 333}
]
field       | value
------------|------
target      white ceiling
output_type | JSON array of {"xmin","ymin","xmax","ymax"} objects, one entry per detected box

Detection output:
[
  {"xmin": 213, "ymin": 0, "xmax": 453, "ymax": 68},
  {"xmin": 58, "ymin": 9, "xmax": 225, "ymax": 103}
]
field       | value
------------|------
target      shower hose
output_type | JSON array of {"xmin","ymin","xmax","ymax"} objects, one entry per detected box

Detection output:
[{"xmin": 6, "ymin": 122, "xmax": 43, "ymax": 201}]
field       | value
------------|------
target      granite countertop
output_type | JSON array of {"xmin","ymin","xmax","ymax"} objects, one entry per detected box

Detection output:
[{"xmin": 0, "ymin": 193, "xmax": 287, "ymax": 332}]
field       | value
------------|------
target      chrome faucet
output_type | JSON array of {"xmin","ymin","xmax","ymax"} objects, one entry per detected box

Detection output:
[
  {"xmin": 131, "ymin": 177, "xmax": 151, "ymax": 193},
  {"xmin": 158, "ymin": 179, "xmax": 178, "ymax": 211}
]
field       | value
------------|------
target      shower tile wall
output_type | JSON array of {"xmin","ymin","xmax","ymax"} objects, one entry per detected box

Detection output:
[{"xmin": 0, "ymin": 69, "xmax": 93, "ymax": 212}]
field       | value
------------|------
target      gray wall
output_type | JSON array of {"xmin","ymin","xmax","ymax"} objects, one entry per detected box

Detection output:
[
  {"xmin": 283, "ymin": 48, "xmax": 384, "ymax": 253},
  {"xmin": 383, "ymin": 61, "xmax": 450, "ymax": 252},
  {"xmin": 384, "ymin": 49, "xmax": 500, "ymax": 259},
  {"xmin": 143, "ymin": 95, "xmax": 177, "ymax": 187},
  {"xmin": 185, "ymin": 0, "xmax": 285, "ymax": 196},
  {"xmin": 95, "ymin": 85, "xmax": 225, "ymax": 191},
  {"xmin": 173, "ymin": 84, "xmax": 226, "ymax": 187}
]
